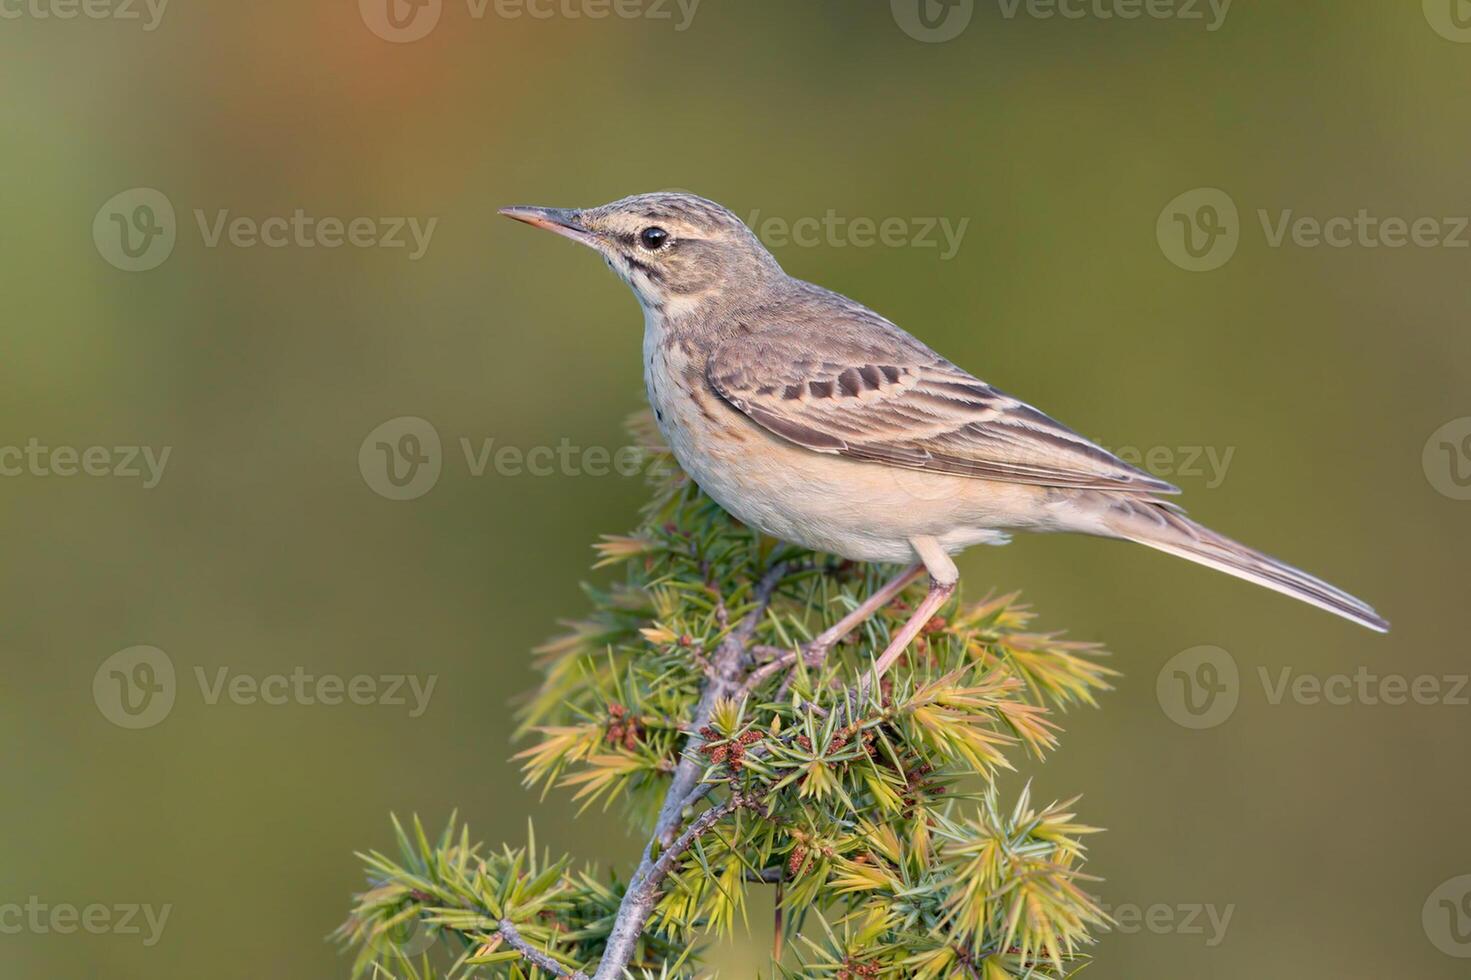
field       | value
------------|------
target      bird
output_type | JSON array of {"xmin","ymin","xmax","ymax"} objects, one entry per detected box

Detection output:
[{"xmin": 501, "ymin": 191, "xmax": 1387, "ymax": 681}]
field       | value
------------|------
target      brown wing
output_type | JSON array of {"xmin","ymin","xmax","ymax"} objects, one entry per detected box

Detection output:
[{"xmin": 707, "ymin": 324, "xmax": 1179, "ymax": 495}]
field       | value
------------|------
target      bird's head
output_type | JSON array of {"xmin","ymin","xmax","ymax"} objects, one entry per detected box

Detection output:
[{"xmin": 500, "ymin": 192, "xmax": 782, "ymax": 313}]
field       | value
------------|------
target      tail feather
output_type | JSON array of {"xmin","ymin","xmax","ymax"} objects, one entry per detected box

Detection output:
[{"xmin": 1097, "ymin": 497, "xmax": 1389, "ymax": 633}]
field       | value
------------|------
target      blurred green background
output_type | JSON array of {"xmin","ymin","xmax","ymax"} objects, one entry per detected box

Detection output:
[{"xmin": 4, "ymin": 1, "xmax": 1470, "ymax": 977}]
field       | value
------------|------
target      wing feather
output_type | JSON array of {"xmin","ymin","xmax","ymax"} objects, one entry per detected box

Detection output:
[{"xmin": 707, "ymin": 322, "xmax": 1179, "ymax": 495}]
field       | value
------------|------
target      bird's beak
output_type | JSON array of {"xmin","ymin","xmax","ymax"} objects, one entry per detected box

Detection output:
[{"xmin": 498, "ymin": 205, "xmax": 599, "ymax": 247}]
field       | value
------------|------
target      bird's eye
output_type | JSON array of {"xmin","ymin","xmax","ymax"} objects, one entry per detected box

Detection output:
[{"xmin": 639, "ymin": 226, "xmax": 670, "ymax": 250}]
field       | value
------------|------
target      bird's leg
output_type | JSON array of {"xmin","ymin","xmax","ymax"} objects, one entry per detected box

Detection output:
[
  {"xmin": 757, "ymin": 563, "xmax": 925, "ymax": 700},
  {"xmin": 805, "ymin": 562, "xmax": 923, "ymax": 660},
  {"xmin": 868, "ymin": 577, "xmax": 955, "ymax": 682},
  {"xmin": 867, "ymin": 538, "xmax": 958, "ymax": 688}
]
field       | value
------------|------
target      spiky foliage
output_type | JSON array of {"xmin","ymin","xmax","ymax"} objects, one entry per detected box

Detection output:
[{"xmin": 342, "ymin": 412, "xmax": 1116, "ymax": 979}]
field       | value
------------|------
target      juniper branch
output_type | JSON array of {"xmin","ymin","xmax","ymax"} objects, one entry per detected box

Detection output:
[
  {"xmin": 595, "ymin": 792, "xmax": 752, "ymax": 979},
  {"xmin": 738, "ymin": 563, "xmax": 923, "ymax": 698},
  {"xmin": 591, "ymin": 564, "xmax": 787, "ymax": 980},
  {"xmin": 342, "ymin": 415, "xmax": 1118, "ymax": 979},
  {"xmin": 496, "ymin": 920, "xmax": 589, "ymax": 980}
]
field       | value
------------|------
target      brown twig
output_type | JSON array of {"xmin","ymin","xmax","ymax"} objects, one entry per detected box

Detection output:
[
  {"xmin": 495, "ymin": 919, "xmax": 589, "ymax": 980},
  {"xmin": 590, "ymin": 793, "xmax": 751, "ymax": 980},
  {"xmin": 590, "ymin": 563, "xmax": 789, "ymax": 980},
  {"xmin": 738, "ymin": 563, "xmax": 923, "ymax": 699}
]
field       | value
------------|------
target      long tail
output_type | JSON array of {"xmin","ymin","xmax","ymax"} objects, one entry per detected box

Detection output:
[{"xmin": 1092, "ymin": 496, "xmax": 1389, "ymax": 633}]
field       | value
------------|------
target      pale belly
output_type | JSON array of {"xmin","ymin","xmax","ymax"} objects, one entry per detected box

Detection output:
[{"xmin": 644, "ymin": 345, "xmax": 1033, "ymax": 564}]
